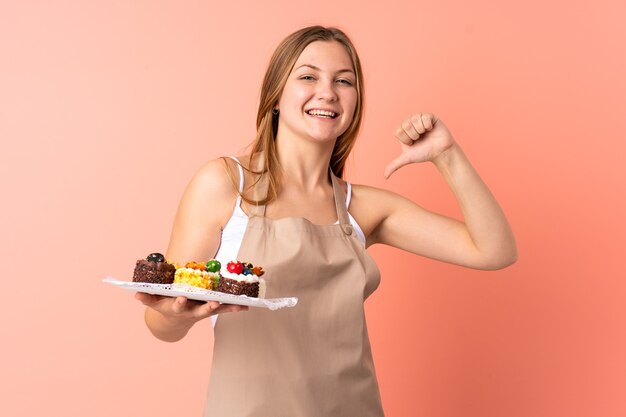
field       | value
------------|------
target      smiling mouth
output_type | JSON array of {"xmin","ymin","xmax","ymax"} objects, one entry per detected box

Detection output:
[{"xmin": 305, "ymin": 109, "xmax": 338, "ymax": 119}]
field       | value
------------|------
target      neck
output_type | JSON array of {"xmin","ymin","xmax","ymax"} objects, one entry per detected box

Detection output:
[{"xmin": 274, "ymin": 130, "xmax": 336, "ymax": 192}]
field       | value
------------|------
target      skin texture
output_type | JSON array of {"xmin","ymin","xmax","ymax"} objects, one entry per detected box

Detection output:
[
  {"xmin": 276, "ymin": 41, "xmax": 357, "ymax": 147},
  {"xmin": 137, "ymin": 40, "xmax": 517, "ymax": 342}
]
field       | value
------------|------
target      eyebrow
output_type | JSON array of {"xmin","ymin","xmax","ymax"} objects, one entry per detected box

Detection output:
[{"xmin": 295, "ymin": 64, "xmax": 355, "ymax": 75}]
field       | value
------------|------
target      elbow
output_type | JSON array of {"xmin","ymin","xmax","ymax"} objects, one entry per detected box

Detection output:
[
  {"xmin": 471, "ymin": 236, "xmax": 518, "ymax": 270},
  {"xmin": 482, "ymin": 245, "xmax": 518, "ymax": 271},
  {"xmin": 151, "ymin": 332, "xmax": 187, "ymax": 343},
  {"xmin": 486, "ymin": 254, "xmax": 517, "ymax": 270}
]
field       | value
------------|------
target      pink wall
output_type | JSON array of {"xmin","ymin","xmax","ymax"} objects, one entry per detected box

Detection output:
[{"xmin": 2, "ymin": 1, "xmax": 625, "ymax": 416}]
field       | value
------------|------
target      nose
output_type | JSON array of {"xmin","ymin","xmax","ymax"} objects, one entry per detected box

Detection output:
[{"xmin": 316, "ymin": 79, "xmax": 338, "ymax": 102}]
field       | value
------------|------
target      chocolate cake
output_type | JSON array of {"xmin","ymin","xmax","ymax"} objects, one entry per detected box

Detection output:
[
  {"xmin": 216, "ymin": 278, "xmax": 260, "ymax": 297},
  {"xmin": 133, "ymin": 253, "xmax": 176, "ymax": 284}
]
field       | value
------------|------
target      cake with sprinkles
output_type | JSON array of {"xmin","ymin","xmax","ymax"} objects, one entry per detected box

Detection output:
[{"xmin": 174, "ymin": 260, "xmax": 221, "ymax": 290}]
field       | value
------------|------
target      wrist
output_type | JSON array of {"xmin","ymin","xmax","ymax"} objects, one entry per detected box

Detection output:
[
  {"xmin": 146, "ymin": 307, "xmax": 195, "ymax": 339},
  {"xmin": 432, "ymin": 143, "xmax": 463, "ymax": 170}
]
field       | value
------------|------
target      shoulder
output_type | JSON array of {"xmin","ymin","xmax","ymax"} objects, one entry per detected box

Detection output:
[
  {"xmin": 166, "ymin": 158, "xmax": 242, "ymax": 262},
  {"xmin": 190, "ymin": 157, "xmax": 236, "ymax": 193},
  {"xmin": 347, "ymin": 183, "xmax": 414, "ymax": 247},
  {"xmin": 178, "ymin": 157, "xmax": 242, "ymax": 227},
  {"xmin": 349, "ymin": 182, "xmax": 394, "ymax": 200},
  {"xmin": 349, "ymin": 182, "xmax": 413, "ymax": 209}
]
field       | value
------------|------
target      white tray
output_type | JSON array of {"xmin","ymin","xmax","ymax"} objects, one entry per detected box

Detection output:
[{"xmin": 103, "ymin": 277, "xmax": 298, "ymax": 311}]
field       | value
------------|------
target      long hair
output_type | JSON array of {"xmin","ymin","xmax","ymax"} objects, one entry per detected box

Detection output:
[{"xmin": 228, "ymin": 25, "xmax": 364, "ymax": 206}]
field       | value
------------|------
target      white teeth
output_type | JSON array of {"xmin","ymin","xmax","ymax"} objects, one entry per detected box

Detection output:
[{"xmin": 307, "ymin": 109, "xmax": 337, "ymax": 118}]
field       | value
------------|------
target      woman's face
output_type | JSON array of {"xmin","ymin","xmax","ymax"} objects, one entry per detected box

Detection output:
[{"xmin": 276, "ymin": 41, "xmax": 358, "ymax": 144}]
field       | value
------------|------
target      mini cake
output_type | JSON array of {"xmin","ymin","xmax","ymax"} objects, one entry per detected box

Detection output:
[
  {"xmin": 216, "ymin": 261, "xmax": 265, "ymax": 297},
  {"xmin": 174, "ymin": 260, "xmax": 220, "ymax": 290},
  {"xmin": 133, "ymin": 253, "xmax": 176, "ymax": 284}
]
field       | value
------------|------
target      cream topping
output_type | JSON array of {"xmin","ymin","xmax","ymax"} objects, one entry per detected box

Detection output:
[{"xmin": 221, "ymin": 270, "xmax": 260, "ymax": 283}]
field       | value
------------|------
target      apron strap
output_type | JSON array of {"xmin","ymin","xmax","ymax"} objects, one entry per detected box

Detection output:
[
  {"xmin": 248, "ymin": 165, "xmax": 352, "ymax": 237},
  {"xmin": 331, "ymin": 172, "xmax": 353, "ymax": 236}
]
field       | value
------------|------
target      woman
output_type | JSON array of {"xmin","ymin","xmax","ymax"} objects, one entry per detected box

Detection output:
[{"xmin": 136, "ymin": 26, "xmax": 517, "ymax": 416}]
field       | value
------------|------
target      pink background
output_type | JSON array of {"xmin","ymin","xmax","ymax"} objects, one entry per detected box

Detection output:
[{"xmin": 2, "ymin": 1, "xmax": 625, "ymax": 416}]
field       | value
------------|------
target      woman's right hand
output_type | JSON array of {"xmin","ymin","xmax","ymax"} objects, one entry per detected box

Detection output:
[
  {"xmin": 136, "ymin": 292, "xmax": 248, "ymax": 320},
  {"xmin": 135, "ymin": 293, "xmax": 248, "ymax": 341}
]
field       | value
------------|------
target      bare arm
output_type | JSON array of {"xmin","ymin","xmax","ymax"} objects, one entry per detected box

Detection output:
[
  {"xmin": 365, "ymin": 114, "xmax": 517, "ymax": 270},
  {"xmin": 136, "ymin": 158, "xmax": 248, "ymax": 342}
]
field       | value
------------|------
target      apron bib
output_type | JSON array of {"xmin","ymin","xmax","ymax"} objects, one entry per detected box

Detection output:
[{"xmin": 204, "ymin": 172, "xmax": 384, "ymax": 417}]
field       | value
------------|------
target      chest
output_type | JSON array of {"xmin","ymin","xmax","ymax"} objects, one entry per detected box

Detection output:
[{"xmin": 243, "ymin": 192, "xmax": 339, "ymax": 226}]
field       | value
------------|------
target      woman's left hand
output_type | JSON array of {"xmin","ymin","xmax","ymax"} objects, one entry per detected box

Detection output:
[{"xmin": 384, "ymin": 113, "xmax": 456, "ymax": 178}]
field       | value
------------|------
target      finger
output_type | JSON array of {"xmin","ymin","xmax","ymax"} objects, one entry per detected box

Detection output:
[
  {"xmin": 183, "ymin": 301, "xmax": 208, "ymax": 318},
  {"xmin": 384, "ymin": 154, "xmax": 410, "ymax": 179},
  {"xmin": 401, "ymin": 119, "xmax": 421, "ymax": 141},
  {"xmin": 172, "ymin": 296, "xmax": 187, "ymax": 314},
  {"xmin": 227, "ymin": 305, "xmax": 249, "ymax": 313},
  {"xmin": 196, "ymin": 301, "xmax": 220, "ymax": 317},
  {"xmin": 394, "ymin": 126, "xmax": 414, "ymax": 146},
  {"xmin": 134, "ymin": 292, "xmax": 163, "ymax": 306},
  {"xmin": 422, "ymin": 113, "xmax": 436, "ymax": 130},
  {"xmin": 135, "ymin": 292, "xmax": 149, "ymax": 303},
  {"xmin": 214, "ymin": 304, "xmax": 249, "ymax": 315},
  {"xmin": 411, "ymin": 114, "xmax": 426, "ymax": 134}
]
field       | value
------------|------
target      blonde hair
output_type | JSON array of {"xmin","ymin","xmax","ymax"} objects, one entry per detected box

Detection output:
[{"xmin": 227, "ymin": 25, "xmax": 364, "ymax": 206}]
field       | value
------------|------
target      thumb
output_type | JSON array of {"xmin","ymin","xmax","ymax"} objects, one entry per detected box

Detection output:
[{"xmin": 384, "ymin": 154, "xmax": 410, "ymax": 179}]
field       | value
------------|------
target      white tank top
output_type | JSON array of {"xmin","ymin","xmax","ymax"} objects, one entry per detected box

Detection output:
[{"xmin": 213, "ymin": 157, "xmax": 366, "ymax": 266}]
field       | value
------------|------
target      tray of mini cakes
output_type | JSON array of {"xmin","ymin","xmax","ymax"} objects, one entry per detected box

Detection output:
[{"xmin": 104, "ymin": 253, "xmax": 298, "ymax": 311}]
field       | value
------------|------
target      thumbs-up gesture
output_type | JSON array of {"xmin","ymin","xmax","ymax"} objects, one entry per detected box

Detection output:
[{"xmin": 384, "ymin": 113, "xmax": 456, "ymax": 179}]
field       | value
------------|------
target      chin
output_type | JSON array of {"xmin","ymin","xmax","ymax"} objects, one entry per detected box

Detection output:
[
  {"xmin": 306, "ymin": 133, "xmax": 341, "ymax": 144},
  {"xmin": 305, "ymin": 127, "xmax": 349, "ymax": 143}
]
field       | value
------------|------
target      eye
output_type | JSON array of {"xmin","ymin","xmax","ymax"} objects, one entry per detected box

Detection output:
[
  {"xmin": 337, "ymin": 79, "xmax": 354, "ymax": 86},
  {"xmin": 299, "ymin": 75, "xmax": 316, "ymax": 81}
]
